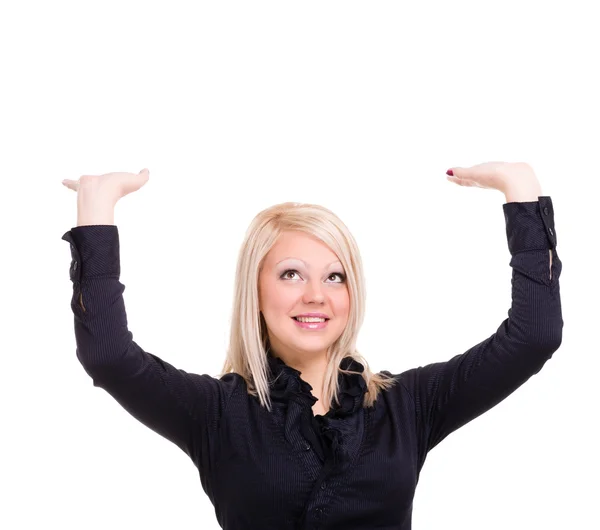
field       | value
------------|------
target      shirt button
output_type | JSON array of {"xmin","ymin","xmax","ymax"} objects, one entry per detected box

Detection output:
[
  {"xmin": 304, "ymin": 444, "xmax": 310, "ymax": 451},
  {"xmin": 320, "ymin": 482, "xmax": 326, "ymax": 490},
  {"xmin": 543, "ymin": 206, "xmax": 549, "ymax": 215}
]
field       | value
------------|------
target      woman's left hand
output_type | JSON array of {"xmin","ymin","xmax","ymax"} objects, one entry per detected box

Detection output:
[{"xmin": 446, "ymin": 161, "xmax": 543, "ymax": 202}]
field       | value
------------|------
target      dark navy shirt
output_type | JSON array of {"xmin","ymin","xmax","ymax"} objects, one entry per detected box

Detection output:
[{"xmin": 61, "ymin": 197, "xmax": 563, "ymax": 529}]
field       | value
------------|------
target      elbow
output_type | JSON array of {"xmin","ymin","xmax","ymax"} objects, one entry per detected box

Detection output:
[
  {"xmin": 537, "ymin": 329, "xmax": 563, "ymax": 355},
  {"xmin": 76, "ymin": 337, "xmax": 140, "ymax": 383},
  {"xmin": 526, "ymin": 318, "xmax": 563, "ymax": 356},
  {"xmin": 530, "ymin": 334, "xmax": 562, "ymax": 362}
]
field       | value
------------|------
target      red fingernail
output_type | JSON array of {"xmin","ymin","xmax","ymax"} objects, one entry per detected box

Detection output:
[{"xmin": 446, "ymin": 169, "xmax": 453, "ymax": 176}]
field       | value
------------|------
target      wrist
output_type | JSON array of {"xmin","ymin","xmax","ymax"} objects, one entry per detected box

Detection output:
[
  {"xmin": 503, "ymin": 182, "xmax": 543, "ymax": 204},
  {"xmin": 504, "ymin": 192, "xmax": 541, "ymax": 203},
  {"xmin": 500, "ymin": 166, "xmax": 542, "ymax": 203},
  {"xmin": 77, "ymin": 190, "xmax": 116, "ymax": 226}
]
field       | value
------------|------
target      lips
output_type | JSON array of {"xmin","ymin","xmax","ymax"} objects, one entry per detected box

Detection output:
[
  {"xmin": 292, "ymin": 312, "xmax": 330, "ymax": 319},
  {"xmin": 292, "ymin": 317, "xmax": 330, "ymax": 330}
]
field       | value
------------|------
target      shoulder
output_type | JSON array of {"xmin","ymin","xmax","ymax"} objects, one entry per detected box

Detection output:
[
  {"xmin": 377, "ymin": 369, "xmax": 416, "ymax": 405},
  {"xmin": 188, "ymin": 371, "xmax": 245, "ymax": 407},
  {"xmin": 218, "ymin": 371, "xmax": 246, "ymax": 392}
]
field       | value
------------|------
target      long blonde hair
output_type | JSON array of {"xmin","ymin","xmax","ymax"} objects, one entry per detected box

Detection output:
[{"xmin": 218, "ymin": 201, "xmax": 398, "ymax": 412}]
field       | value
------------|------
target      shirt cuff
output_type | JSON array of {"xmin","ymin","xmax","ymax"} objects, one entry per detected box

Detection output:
[
  {"xmin": 61, "ymin": 225, "xmax": 121, "ymax": 282},
  {"xmin": 502, "ymin": 196, "xmax": 557, "ymax": 255}
]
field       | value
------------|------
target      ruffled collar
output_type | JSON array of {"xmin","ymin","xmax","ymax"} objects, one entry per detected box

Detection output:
[
  {"xmin": 265, "ymin": 350, "xmax": 369, "ymax": 470},
  {"xmin": 266, "ymin": 350, "xmax": 368, "ymax": 418}
]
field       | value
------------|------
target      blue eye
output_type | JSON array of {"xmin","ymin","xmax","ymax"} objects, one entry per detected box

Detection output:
[{"xmin": 280, "ymin": 269, "xmax": 346, "ymax": 283}]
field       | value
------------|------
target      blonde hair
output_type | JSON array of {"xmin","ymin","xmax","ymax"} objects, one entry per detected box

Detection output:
[{"xmin": 218, "ymin": 201, "xmax": 398, "ymax": 412}]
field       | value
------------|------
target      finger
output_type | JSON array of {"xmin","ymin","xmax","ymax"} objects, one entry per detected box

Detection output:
[
  {"xmin": 447, "ymin": 167, "xmax": 476, "ymax": 185},
  {"xmin": 447, "ymin": 175, "xmax": 476, "ymax": 187},
  {"xmin": 449, "ymin": 177, "xmax": 474, "ymax": 187},
  {"xmin": 138, "ymin": 167, "xmax": 150, "ymax": 184},
  {"xmin": 448, "ymin": 166, "xmax": 469, "ymax": 179},
  {"xmin": 61, "ymin": 179, "xmax": 79, "ymax": 192},
  {"xmin": 447, "ymin": 173, "xmax": 465, "ymax": 183}
]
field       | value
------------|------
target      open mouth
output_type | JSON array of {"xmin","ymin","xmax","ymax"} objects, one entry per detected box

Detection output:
[{"xmin": 291, "ymin": 317, "xmax": 330, "ymax": 329}]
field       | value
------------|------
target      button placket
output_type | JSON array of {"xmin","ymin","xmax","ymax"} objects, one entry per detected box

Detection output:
[
  {"xmin": 63, "ymin": 233, "xmax": 82, "ymax": 283},
  {"xmin": 538, "ymin": 197, "xmax": 557, "ymax": 250},
  {"xmin": 63, "ymin": 232, "xmax": 85, "ymax": 310},
  {"xmin": 538, "ymin": 197, "xmax": 557, "ymax": 282}
]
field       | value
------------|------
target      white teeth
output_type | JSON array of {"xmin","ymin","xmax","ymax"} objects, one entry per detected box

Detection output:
[{"xmin": 295, "ymin": 316, "xmax": 326, "ymax": 323}]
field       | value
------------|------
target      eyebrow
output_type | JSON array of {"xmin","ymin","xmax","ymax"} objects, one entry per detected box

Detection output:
[{"xmin": 276, "ymin": 258, "xmax": 342, "ymax": 268}]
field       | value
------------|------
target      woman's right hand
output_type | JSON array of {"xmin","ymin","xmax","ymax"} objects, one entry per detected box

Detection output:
[
  {"xmin": 62, "ymin": 168, "xmax": 150, "ymax": 226},
  {"xmin": 62, "ymin": 168, "xmax": 150, "ymax": 206}
]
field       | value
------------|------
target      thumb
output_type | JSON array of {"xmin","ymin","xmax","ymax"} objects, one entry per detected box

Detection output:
[
  {"xmin": 138, "ymin": 168, "xmax": 150, "ymax": 184},
  {"xmin": 61, "ymin": 179, "xmax": 79, "ymax": 191}
]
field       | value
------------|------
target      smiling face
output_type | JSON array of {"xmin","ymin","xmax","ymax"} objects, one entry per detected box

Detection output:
[{"xmin": 258, "ymin": 230, "xmax": 350, "ymax": 363}]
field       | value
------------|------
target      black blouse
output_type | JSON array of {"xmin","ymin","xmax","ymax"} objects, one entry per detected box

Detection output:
[{"xmin": 61, "ymin": 197, "xmax": 563, "ymax": 530}]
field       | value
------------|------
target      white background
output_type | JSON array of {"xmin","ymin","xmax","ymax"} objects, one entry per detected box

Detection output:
[{"xmin": 1, "ymin": 1, "xmax": 598, "ymax": 528}]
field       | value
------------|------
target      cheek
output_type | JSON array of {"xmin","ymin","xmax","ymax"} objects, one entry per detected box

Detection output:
[
  {"xmin": 264, "ymin": 284, "xmax": 296, "ymax": 314},
  {"xmin": 336, "ymin": 290, "xmax": 351, "ymax": 311},
  {"xmin": 328, "ymin": 294, "xmax": 350, "ymax": 323}
]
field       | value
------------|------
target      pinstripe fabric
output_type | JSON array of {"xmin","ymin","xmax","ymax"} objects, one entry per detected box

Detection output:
[{"xmin": 61, "ymin": 196, "xmax": 562, "ymax": 529}]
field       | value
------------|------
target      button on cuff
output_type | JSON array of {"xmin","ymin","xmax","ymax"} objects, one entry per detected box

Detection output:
[
  {"xmin": 62, "ymin": 231, "xmax": 82, "ymax": 282},
  {"xmin": 61, "ymin": 226, "xmax": 121, "ymax": 280},
  {"xmin": 503, "ymin": 196, "xmax": 557, "ymax": 254}
]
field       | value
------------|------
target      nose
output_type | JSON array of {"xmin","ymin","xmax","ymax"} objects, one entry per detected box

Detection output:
[{"xmin": 302, "ymin": 278, "xmax": 326, "ymax": 304}]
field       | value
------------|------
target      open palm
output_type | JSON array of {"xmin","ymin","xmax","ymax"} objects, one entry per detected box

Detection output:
[
  {"xmin": 62, "ymin": 168, "xmax": 150, "ymax": 204},
  {"xmin": 446, "ymin": 161, "xmax": 536, "ymax": 194}
]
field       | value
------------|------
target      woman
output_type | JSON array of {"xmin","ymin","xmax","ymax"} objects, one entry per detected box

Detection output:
[{"xmin": 61, "ymin": 162, "xmax": 563, "ymax": 529}]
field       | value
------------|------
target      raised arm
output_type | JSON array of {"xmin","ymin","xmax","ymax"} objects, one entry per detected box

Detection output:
[
  {"xmin": 393, "ymin": 164, "xmax": 563, "ymax": 465},
  {"xmin": 61, "ymin": 170, "xmax": 238, "ymax": 465}
]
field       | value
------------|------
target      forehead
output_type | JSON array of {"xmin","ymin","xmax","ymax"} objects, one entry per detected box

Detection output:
[{"xmin": 266, "ymin": 231, "xmax": 340, "ymax": 266}]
